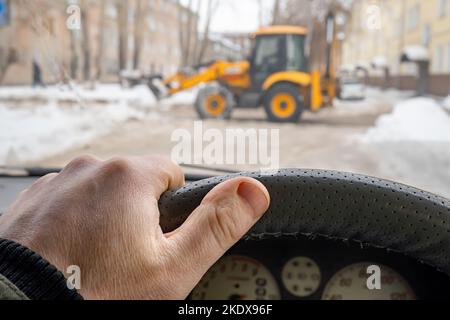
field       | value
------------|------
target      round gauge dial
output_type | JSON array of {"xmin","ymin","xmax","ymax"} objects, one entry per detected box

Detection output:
[
  {"xmin": 191, "ymin": 255, "xmax": 281, "ymax": 300},
  {"xmin": 322, "ymin": 262, "xmax": 416, "ymax": 300},
  {"xmin": 282, "ymin": 257, "xmax": 321, "ymax": 297}
]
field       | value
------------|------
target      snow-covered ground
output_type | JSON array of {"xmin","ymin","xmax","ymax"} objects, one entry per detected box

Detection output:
[
  {"xmin": 0, "ymin": 84, "xmax": 157, "ymax": 106},
  {"xmin": 0, "ymin": 83, "xmax": 205, "ymax": 166},
  {"xmin": 358, "ymin": 96, "xmax": 450, "ymax": 198},
  {"xmin": 333, "ymin": 87, "xmax": 415, "ymax": 113},
  {"xmin": 361, "ymin": 97, "xmax": 450, "ymax": 142},
  {"xmin": 0, "ymin": 84, "xmax": 158, "ymax": 165}
]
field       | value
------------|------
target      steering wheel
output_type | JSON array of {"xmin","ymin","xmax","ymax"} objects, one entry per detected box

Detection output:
[{"xmin": 159, "ymin": 169, "xmax": 450, "ymax": 275}]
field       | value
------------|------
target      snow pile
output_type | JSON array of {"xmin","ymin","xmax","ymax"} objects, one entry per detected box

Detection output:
[
  {"xmin": 401, "ymin": 45, "xmax": 429, "ymax": 62},
  {"xmin": 0, "ymin": 84, "xmax": 157, "ymax": 107},
  {"xmin": 161, "ymin": 86, "xmax": 199, "ymax": 106},
  {"xmin": 372, "ymin": 56, "xmax": 387, "ymax": 69},
  {"xmin": 334, "ymin": 87, "xmax": 414, "ymax": 113},
  {"xmin": 0, "ymin": 101, "xmax": 149, "ymax": 165},
  {"xmin": 362, "ymin": 97, "xmax": 450, "ymax": 142},
  {"xmin": 444, "ymin": 95, "xmax": 450, "ymax": 111}
]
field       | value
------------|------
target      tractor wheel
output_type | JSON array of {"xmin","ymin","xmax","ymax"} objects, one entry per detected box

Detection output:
[
  {"xmin": 195, "ymin": 85, "xmax": 234, "ymax": 120},
  {"xmin": 263, "ymin": 83, "xmax": 303, "ymax": 123}
]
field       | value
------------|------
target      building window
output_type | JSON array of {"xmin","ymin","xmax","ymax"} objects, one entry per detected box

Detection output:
[
  {"xmin": 437, "ymin": 0, "xmax": 448, "ymax": 17},
  {"xmin": 395, "ymin": 19, "xmax": 402, "ymax": 36},
  {"xmin": 422, "ymin": 24, "xmax": 431, "ymax": 47},
  {"xmin": 106, "ymin": 4, "xmax": 117, "ymax": 18},
  {"xmin": 434, "ymin": 45, "xmax": 443, "ymax": 73},
  {"xmin": 147, "ymin": 17, "xmax": 157, "ymax": 31},
  {"xmin": 182, "ymin": 12, "xmax": 188, "ymax": 23},
  {"xmin": 407, "ymin": 5, "xmax": 420, "ymax": 31},
  {"xmin": 446, "ymin": 43, "xmax": 450, "ymax": 73}
]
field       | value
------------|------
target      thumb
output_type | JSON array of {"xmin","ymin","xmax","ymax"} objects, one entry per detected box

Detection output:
[{"xmin": 169, "ymin": 177, "xmax": 270, "ymax": 274}]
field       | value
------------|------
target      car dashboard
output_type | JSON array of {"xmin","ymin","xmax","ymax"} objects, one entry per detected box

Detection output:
[{"xmin": 190, "ymin": 236, "xmax": 450, "ymax": 300}]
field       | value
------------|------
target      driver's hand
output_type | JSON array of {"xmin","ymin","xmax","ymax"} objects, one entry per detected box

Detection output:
[{"xmin": 0, "ymin": 155, "xmax": 270, "ymax": 300}]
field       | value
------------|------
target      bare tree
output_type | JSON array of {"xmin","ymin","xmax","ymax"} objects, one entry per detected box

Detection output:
[
  {"xmin": 275, "ymin": 0, "xmax": 311, "ymax": 25},
  {"xmin": 272, "ymin": 0, "xmax": 281, "ymax": 25},
  {"xmin": 116, "ymin": 0, "xmax": 129, "ymax": 72},
  {"xmin": 177, "ymin": 0, "xmax": 195, "ymax": 67},
  {"xmin": 95, "ymin": 0, "xmax": 106, "ymax": 81},
  {"xmin": 277, "ymin": 0, "xmax": 354, "ymax": 24},
  {"xmin": 0, "ymin": 48, "xmax": 18, "ymax": 84},
  {"xmin": 80, "ymin": 0, "xmax": 91, "ymax": 82},
  {"xmin": 196, "ymin": 0, "xmax": 219, "ymax": 64},
  {"xmin": 191, "ymin": 0, "xmax": 202, "ymax": 65},
  {"xmin": 69, "ymin": 29, "xmax": 79, "ymax": 80},
  {"xmin": 258, "ymin": 0, "xmax": 264, "ymax": 27},
  {"xmin": 177, "ymin": 0, "xmax": 186, "ymax": 67},
  {"xmin": 132, "ymin": 0, "xmax": 146, "ymax": 70}
]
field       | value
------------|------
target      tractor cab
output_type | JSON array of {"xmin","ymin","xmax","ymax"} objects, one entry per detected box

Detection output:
[
  {"xmin": 249, "ymin": 26, "xmax": 309, "ymax": 90},
  {"xmin": 230, "ymin": 25, "xmax": 314, "ymax": 122}
]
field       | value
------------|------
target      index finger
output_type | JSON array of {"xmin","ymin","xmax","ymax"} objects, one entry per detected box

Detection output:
[{"xmin": 131, "ymin": 155, "xmax": 185, "ymax": 198}]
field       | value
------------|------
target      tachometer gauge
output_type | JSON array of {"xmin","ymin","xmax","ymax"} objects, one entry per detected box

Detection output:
[
  {"xmin": 282, "ymin": 257, "xmax": 321, "ymax": 297},
  {"xmin": 322, "ymin": 262, "xmax": 416, "ymax": 300},
  {"xmin": 191, "ymin": 255, "xmax": 280, "ymax": 300}
]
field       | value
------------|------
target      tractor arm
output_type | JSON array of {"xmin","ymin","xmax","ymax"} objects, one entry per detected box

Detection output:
[
  {"xmin": 164, "ymin": 62, "xmax": 221, "ymax": 95},
  {"xmin": 148, "ymin": 60, "xmax": 251, "ymax": 99}
]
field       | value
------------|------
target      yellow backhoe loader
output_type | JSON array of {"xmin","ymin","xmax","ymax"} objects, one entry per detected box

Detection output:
[{"xmin": 148, "ymin": 25, "xmax": 336, "ymax": 123}]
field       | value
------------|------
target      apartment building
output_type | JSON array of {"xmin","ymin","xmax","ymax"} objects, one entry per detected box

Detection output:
[
  {"xmin": 0, "ymin": 0, "xmax": 196, "ymax": 85},
  {"xmin": 140, "ymin": 0, "xmax": 195, "ymax": 75},
  {"xmin": 0, "ymin": 0, "xmax": 70, "ymax": 85},
  {"xmin": 341, "ymin": 0, "xmax": 450, "ymax": 95}
]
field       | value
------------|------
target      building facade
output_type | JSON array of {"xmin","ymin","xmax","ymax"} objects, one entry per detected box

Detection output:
[
  {"xmin": 0, "ymin": 0, "xmax": 197, "ymax": 85},
  {"xmin": 0, "ymin": 0, "xmax": 69, "ymax": 85},
  {"xmin": 341, "ymin": 0, "xmax": 450, "ymax": 95}
]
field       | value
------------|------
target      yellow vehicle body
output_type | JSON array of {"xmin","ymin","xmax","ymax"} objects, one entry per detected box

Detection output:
[
  {"xmin": 164, "ymin": 60, "xmax": 252, "ymax": 96},
  {"xmin": 162, "ymin": 64, "xmax": 325, "ymax": 121},
  {"xmin": 150, "ymin": 25, "xmax": 336, "ymax": 122}
]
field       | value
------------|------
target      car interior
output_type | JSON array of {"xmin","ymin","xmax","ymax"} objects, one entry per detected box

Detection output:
[
  {"xmin": 2, "ymin": 0, "xmax": 450, "ymax": 304},
  {"xmin": 2, "ymin": 166, "xmax": 450, "ymax": 301}
]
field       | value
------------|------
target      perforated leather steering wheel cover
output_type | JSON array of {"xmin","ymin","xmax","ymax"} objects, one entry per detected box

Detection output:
[{"xmin": 158, "ymin": 169, "xmax": 450, "ymax": 274}]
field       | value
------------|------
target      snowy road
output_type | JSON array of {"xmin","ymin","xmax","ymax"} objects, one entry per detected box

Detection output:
[{"xmin": 1, "ymin": 86, "xmax": 450, "ymax": 199}]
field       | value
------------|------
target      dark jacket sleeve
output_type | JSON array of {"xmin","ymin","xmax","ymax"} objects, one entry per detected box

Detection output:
[{"xmin": 0, "ymin": 239, "xmax": 83, "ymax": 300}]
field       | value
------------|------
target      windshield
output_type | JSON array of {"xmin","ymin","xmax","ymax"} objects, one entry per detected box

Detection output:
[
  {"xmin": 286, "ymin": 34, "xmax": 307, "ymax": 71},
  {"xmin": 0, "ymin": 0, "xmax": 450, "ymax": 199}
]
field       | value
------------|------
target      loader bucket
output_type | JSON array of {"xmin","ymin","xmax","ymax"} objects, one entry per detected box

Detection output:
[{"xmin": 147, "ymin": 75, "xmax": 168, "ymax": 100}]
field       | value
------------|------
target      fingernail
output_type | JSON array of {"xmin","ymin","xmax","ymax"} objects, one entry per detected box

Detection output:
[{"xmin": 237, "ymin": 181, "xmax": 270, "ymax": 216}]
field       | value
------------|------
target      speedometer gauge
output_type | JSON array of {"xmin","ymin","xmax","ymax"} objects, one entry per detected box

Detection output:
[
  {"xmin": 322, "ymin": 262, "xmax": 416, "ymax": 300},
  {"xmin": 191, "ymin": 255, "xmax": 280, "ymax": 300},
  {"xmin": 282, "ymin": 257, "xmax": 321, "ymax": 297}
]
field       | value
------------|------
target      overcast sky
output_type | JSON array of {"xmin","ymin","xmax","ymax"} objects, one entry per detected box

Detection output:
[{"xmin": 181, "ymin": 0, "xmax": 275, "ymax": 33}]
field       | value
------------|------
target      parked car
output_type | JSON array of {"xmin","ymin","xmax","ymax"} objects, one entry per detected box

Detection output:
[{"xmin": 337, "ymin": 77, "xmax": 366, "ymax": 101}]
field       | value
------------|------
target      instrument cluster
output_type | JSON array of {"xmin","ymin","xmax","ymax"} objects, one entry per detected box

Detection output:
[{"xmin": 190, "ymin": 237, "xmax": 450, "ymax": 300}]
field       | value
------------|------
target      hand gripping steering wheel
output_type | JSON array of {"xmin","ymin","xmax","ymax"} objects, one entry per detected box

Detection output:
[{"xmin": 159, "ymin": 169, "xmax": 450, "ymax": 275}]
